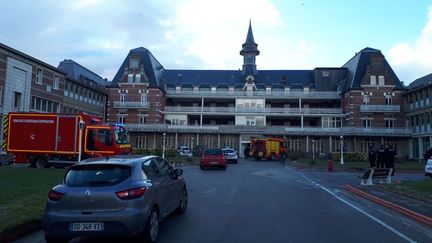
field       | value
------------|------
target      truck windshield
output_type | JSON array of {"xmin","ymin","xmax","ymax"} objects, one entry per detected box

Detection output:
[{"xmin": 114, "ymin": 127, "xmax": 129, "ymax": 144}]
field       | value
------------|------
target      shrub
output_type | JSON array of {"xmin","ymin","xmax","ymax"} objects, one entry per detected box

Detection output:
[{"xmin": 331, "ymin": 152, "xmax": 367, "ymax": 162}]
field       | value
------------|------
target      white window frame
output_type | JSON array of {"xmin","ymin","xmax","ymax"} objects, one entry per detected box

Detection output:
[
  {"xmin": 53, "ymin": 74, "xmax": 59, "ymax": 90},
  {"xmin": 127, "ymin": 74, "xmax": 134, "ymax": 83},
  {"xmin": 385, "ymin": 94, "xmax": 392, "ymax": 105},
  {"xmin": 35, "ymin": 67, "xmax": 43, "ymax": 84},
  {"xmin": 385, "ymin": 119, "xmax": 394, "ymax": 128},
  {"xmin": 129, "ymin": 59, "xmax": 139, "ymax": 69},
  {"xmin": 135, "ymin": 74, "xmax": 141, "ymax": 83},
  {"xmin": 140, "ymin": 92, "xmax": 147, "ymax": 103},
  {"xmin": 363, "ymin": 119, "xmax": 371, "ymax": 128},
  {"xmin": 370, "ymin": 75, "xmax": 376, "ymax": 85},
  {"xmin": 363, "ymin": 94, "xmax": 370, "ymax": 105},
  {"xmin": 119, "ymin": 93, "xmax": 126, "ymax": 102},
  {"xmin": 378, "ymin": 75, "xmax": 385, "ymax": 85}
]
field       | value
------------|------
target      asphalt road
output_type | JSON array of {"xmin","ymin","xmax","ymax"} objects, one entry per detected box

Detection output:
[{"xmin": 15, "ymin": 159, "xmax": 431, "ymax": 243}]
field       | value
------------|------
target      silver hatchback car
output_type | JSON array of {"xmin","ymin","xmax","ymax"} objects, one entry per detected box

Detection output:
[{"xmin": 43, "ymin": 155, "xmax": 188, "ymax": 243}]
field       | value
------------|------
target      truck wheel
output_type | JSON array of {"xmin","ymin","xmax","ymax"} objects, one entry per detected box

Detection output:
[{"xmin": 34, "ymin": 157, "xmax": 48, "ymax": 169}]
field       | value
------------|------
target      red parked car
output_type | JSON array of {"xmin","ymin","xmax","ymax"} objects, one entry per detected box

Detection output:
[{"xmin": 200, "ymin": 148, "xmax": 227, "ymax": 170}]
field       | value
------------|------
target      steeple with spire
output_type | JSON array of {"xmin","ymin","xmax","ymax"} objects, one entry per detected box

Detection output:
[{"xmin": 240, "ymin": 20, "xmax": 260, "ymax": 77}]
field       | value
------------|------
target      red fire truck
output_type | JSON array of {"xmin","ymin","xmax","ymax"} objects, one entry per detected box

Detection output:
[
  {"xmin": 3, "ymin": 112, "xmax": 132, "ymax": 168},
  {"xmin": 249, "ymin": 137, "xmax": 287, "ymax": 160}
]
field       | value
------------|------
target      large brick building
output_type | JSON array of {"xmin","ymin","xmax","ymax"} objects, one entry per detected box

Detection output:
[
  {"xmin": 106, "ymin": 23, "xmax": 411, "ymax": 158},
  {"xmin": 3, "ymin": 23, "xmax": 431, "ymax": 160},
  {"xmin": 0, "ymin": 43, "xmax": 108, "ymax": 152}
]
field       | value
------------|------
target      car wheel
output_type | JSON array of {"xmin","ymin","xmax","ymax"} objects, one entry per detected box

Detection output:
[
  {"xmin": 200, "ymin": 165, "xmax": 204, "ymax": 170},
  {"xmin": 235, "ymin": 160, "xmax": 238, "ymax": 164},
  {"xmin": 44, "ymin": 234, "xmax": 70, "ymax": 243},
  {"xmin": 34, "ymin": 157, "xmax": 48, "ymax": 169},
  {"xmin": 176, "ymin": 187, "xmax": 188, "ymax": 214},
  {"xmin": 222, "ymin": 166, "xmax": 226, "ymax": 170},
  {"xmin": 143, "ymin": 207, "xmax": 159, "ymax": 243}
]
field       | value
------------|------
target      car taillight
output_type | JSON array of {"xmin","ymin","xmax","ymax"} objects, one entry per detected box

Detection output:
[
  {"xmin": 48, "ymin": 189, "xmax": 64, "ymax": 201},
  {"xmin": 116, "ymin": 187, "xmax": 146, "ymax": 200}
]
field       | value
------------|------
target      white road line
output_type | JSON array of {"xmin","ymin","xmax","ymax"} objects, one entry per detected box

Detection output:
[
  {"xmin": 319, "ymin": 185, "xmax": 417, "ymax": 243},
  {"xmin": 296, "ymin": 171, "xmax": 416, "ymax": 243}
]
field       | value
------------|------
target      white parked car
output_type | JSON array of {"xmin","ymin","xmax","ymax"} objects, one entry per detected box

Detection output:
[
  {"xmin": 222, "ymin": 148, "xmax": 238, "ymax": 164},
  {"xmin": 426, "ymin": 159, "xmax": 432, "ymax": 178},
  {"xmin": 177, "ymin": 146, "xmax": 193, "ymax": 157}
]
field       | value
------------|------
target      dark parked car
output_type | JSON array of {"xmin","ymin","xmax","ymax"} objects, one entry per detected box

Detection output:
[
  {"xmin": 43, "ymin": 155, "xmax": 188, "ymax": 243},
  {"xmin": 200, "ymin": 148, "xmax": 227, "ymax": 170}
]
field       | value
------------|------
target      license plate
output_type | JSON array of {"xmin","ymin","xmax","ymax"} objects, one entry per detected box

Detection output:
[
  {"xmin": 70, "ymin": 222, "xmax": 104, "ymax": 231},
  {"xmin": 210, "ymin": 161, "xmax": 218, "ymax": 165}
]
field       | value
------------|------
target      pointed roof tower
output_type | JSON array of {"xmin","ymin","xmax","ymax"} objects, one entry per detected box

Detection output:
[
  {"xmin": 240, "ymin": 20, "xmax": 260, "ymax": 56},
  {"xmin": 240, "ymin": 20, "xmax": 260, "ymax": 77}
]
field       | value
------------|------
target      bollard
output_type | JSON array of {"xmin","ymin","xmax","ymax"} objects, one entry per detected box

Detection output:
[{"xmin": 327, "ymin": 159, "xmax": 334, "ymax": 172}]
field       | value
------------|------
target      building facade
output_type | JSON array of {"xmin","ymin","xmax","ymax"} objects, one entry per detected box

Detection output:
[
  {"xmin": 106, "ymin": 23, "xmax": 411, "ymax": 158},
  {"xmin": 4, "ymin": 23, "xmax": 430, "ymax": 159},
  {"xmin": 0, "ymin": 43, "xmax": 108, "ymax": 153},
  {"xmin": 404, "ymin": 73, "xmax": 432, "ymax": 160}
]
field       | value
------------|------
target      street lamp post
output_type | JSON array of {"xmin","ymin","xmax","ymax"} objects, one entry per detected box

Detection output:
[
  {"xmin": 162, "ymin": 133, "xmax": 166, "ymax": 159},
  {"xmin": 312, "ymin": 140, "xmax": 315, "ymax": 159},
  {"xmin": 78, "ymin": 120, "xmax": 85, "ymax": 162},
  {"xmin": 340, "ymin": 135, "xmax": 344, "ymax": 165}
]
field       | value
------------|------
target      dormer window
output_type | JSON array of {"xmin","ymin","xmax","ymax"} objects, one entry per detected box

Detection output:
[
  {"xmin": 370, "ymin": 75, "xmax": 376, "ymax": 85},
  {"xmin": 135, "ymin": 74, "xmax": 141, "ymax": 83},
  {"xmin": 129, "ymin": 59, "xmax": 139, "ymax": 69},
  {"xmin": 378, "ymin": 75, "xmax": 385, "ymax": 85},
  {"xmin": 127, "ymin": 74, "xmax": 133, "ymax": 83}
]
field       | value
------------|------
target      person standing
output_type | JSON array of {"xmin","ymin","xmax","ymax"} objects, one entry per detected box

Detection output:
[
  {"xmin": 368, "ymin": 146, "xmax": 376, "ymax": 168},
  {"xmin": 424, "ymin": 147, "xmax": 432, "ymax": 162},
  {"xmin": 376, "ymin": 145, "xmax": 385, "ymax": 168},
  {"xmin": 387, "ymin": 145, "xmax": 396, "ymax": 175},
  {"xmin": 244, "ymin": 146, "xmax": 250, "ymax": 159}
]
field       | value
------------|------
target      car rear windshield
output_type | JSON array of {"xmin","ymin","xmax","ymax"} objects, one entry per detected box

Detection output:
[
  {"xmin": 65, "ymin": 164, "xmax": 132, "ymax": 187},
  {"xmin": 223, "ymin": 149, "xmax": 235, "ymax": 153},
  {"xmin": 204, "ymin": 149, "xmax": 222, "ymax": 155}
]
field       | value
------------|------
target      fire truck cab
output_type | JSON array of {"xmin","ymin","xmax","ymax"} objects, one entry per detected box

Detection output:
[{"xmin": 249, "ymin": 137, "xmax": 287, "ymax": 161}]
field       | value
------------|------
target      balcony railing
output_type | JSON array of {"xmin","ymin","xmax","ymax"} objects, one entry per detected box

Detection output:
[
  {"xmin": 360, "ymin": 104, "xmax": 400, "ymax": 112},
  {"xmin": 123, "ymin": 124, "xmax": 411, "ymax": 137},
  {"xmin": 113, "ymin": 101, "xmax": 149, "ymax": 109},
  {"xmin": 164, "ymin": 106, "xmax": 342, "ymax": 115},
  {"xmin": 166, "ymin": 90, "xmax": 341, "ymax": 99}
]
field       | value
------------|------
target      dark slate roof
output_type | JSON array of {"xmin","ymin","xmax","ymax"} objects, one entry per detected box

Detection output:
[
  {"xmin": 58, "ymin": 59, "xmax": 107, "ymax": 86},
  {"xmin": 164, "ymin": 69, "xmax": 315, "ymax": 89},
  {"xmin": 111, "ymin": 47, "xmax": 165, "ymax": 90},
  {"xmin": 240, "ymin": 21, "xmax": 259, "ymax": 56},
  {"xmin": 341, "ymin": 47, "xmax": 404, "ymax": 92},
  {"xmin": 0, "ymin": 43, "xmax": 66, "ymax": 74},
  {"xmin": 407, "ymin": 73, "xmax": 432, "ymax": 90}
]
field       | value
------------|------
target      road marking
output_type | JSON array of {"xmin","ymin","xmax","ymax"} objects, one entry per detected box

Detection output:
[
  {"xmin": 296, "ymin": 171, "xmax": 417, "ymax": 243},
  {"xmin": 319, "ymin": 185, "xmax": 417, "ymax": 243}
]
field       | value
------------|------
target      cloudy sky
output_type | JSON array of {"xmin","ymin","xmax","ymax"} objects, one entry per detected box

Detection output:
[{"xmin": 1, "ymin": 0, "xmax": 431, "ymax": 85}]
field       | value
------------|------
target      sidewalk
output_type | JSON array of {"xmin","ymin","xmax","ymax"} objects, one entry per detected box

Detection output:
[{"xmin": 345, "ymin": 184, "xmax": 432, "ymax": 226}]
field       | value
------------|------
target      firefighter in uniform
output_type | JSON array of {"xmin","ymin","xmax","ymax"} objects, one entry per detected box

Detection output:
[{"xmin": 376, "ymin": 145, "xmax": 386, "ymax": 168}]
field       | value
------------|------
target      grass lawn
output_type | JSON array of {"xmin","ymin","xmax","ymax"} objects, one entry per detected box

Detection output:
[
  {"xmin": 381, "ymin": 179, "xmax": 432, "ymax": 203},
  {"xmin": 0, "ymin": 166, "xmax": 65, "ymax": 235},
  {"xmin": 290, "ymin": 158, "xmax": 426, "ymax": 172}
]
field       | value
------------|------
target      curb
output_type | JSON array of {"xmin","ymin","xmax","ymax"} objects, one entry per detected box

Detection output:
[{"xmin": 345, "ymin": 185, "xmax": 432, "ymax": 226}]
